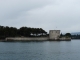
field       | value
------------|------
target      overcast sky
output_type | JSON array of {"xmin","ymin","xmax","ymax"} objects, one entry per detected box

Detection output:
[{"xmin": 0, "ymin": 0, "xmax": 80, "ymax": 33}]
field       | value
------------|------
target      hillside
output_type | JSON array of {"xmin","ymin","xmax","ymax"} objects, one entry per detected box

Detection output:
[{"xmin": 70, "ymin": 32, "xmax": 80, "ymax": 35}]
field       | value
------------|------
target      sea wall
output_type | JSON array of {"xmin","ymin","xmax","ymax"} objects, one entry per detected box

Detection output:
[
  {"xmin": 59, "ymin": 37, "xmax": 71, "ymax": 41},
  {"xmin": 6, "ymin": 37, "xmax": 49, "ymax": 41},
  {"xmin": 5, "ymin": 37, "xmax": 71, "ymax": 41}
]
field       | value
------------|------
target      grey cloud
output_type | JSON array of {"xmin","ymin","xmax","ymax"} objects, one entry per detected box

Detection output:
[
  {"xmin": 0, "ymin": 0, "xmax": 53, "ymax": 19},
  {"xmin": 0, "ymin": 0, "xmax": 80, "ymax": 33}
]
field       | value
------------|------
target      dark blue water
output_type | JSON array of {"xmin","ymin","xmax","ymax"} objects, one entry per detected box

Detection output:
[{"xmin": 0, "ymin": 40, "xmax": 80, "ymax": 60}]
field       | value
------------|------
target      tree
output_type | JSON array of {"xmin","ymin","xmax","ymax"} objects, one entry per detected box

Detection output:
[
  {"xmin": 60, "ymin": 33, "xmax": 63, "ymax": 37},
  {"xmin": 65, "ymin": 33, "xmax": 71, "ymax": 37},
  {"xmin": 0, "ymin": 25, "xmax": 47, "ymax": 38}
]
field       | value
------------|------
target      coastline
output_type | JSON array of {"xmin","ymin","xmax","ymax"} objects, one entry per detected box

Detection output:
[{"xmin": 5, "ymin": 37, "xmax": 71, "ymax": 42}]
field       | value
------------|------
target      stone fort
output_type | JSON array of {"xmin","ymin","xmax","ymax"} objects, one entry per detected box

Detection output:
[
  {"xmin": 49, "ymin": 30, "xmax": 60, "ymax": 40},
  {"xmin": 6, "ymin": 30, "xmax": 71, "ymax": 41}
]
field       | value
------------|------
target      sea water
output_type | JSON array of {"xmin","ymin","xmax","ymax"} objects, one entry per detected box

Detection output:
[{"xmin": 0, "ymin": 40, "xmax": 80, "ymax": 60}]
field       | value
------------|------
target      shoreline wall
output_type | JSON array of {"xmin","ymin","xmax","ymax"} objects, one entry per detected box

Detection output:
[
  {"xmin": 5, "ymin": 37, "xmax": 71, "ymax": 41},
  {"xmin": 6, "ymin": 37, "xmax": 49, "ymax": 41},
  {"xmin": 59, "ymin": 37, "xmax": 71, "ymax": 40}
]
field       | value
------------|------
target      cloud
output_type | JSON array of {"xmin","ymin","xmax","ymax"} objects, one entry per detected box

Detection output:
[
  {"xmin": 0, "ymin": 0, "xmax": 53, "ymax": 19},
  {"xmin": 0, "ymin": 0, "xmax": 80, "ymax": 33}
]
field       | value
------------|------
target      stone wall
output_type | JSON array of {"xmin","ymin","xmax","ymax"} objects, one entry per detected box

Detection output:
[
  {"xmin": 59, "ymin": 37, "xmax": 71, "ymax": 41},
  {"xmin": 6, "ymin": 37, "xmax": 49, "ymax": 41}
]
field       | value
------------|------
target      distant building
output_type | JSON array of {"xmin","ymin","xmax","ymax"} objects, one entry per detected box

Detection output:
[{"xmin": 49, "ymin": 30, "xmax": 60, "ymax": 40}]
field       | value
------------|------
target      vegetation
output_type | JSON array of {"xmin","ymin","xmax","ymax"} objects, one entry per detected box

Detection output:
[
  {"xmin": 60, "ymin": 33, "xmax": 63, "ymax": 38},
  {"xmin": 60, "ymin": 33, "xmax": 80, "ymax": 39},
  {"xmin": 65, "ymin": 33, "xmax": 71, "ymax": 37},
  {"xmin": 0, "ymin": 25, "xmax": 47, "ymax": 39},
  {"xmin": 71, "ymin": 35, "xmax": 80, "ymax": 39},
  {"xmin": 60, "ymin": 33, "xmax": 71, "ymax": 38}
]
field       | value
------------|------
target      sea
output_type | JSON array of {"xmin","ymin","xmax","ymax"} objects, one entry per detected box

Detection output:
[{"xmin": 0, "ymin": 39, "xmax": 80, "ymax": 60}]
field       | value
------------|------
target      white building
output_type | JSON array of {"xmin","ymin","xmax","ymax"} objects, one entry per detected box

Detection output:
[{"xmin": 49, "ymin": 30, "xmax": 60, "ymax": 40}]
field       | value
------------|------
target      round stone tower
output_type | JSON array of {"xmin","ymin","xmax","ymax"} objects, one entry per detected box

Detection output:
[{"xmin": 49, "ymin": 30, "xmax": 60, "ymax": 40}]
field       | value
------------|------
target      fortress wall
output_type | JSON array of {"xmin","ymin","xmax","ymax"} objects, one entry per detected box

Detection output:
[
  {"xmin": 6, "ymin": 37, "xmax": 49, "ymax": 41},
  {"xmin": 59, "ymin": 37, "xmax": 71, "ymax": 41},
  {"xmin": 5, "ymin": 37, "xmax": 71, "ymax": 41}
]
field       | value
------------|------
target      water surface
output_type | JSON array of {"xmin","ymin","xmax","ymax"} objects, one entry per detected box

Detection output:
[{"xmin": 0, "ymin": 40, "xmax": 80, "ymax": 60}]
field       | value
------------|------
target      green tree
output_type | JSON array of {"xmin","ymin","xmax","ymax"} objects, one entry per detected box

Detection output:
[
  {"xmin": 65, "ymin": 33, "xmax": 71, "ymax": 37},
  {"xmin": 0, "ymin": 25, "xmax": 47, "ymax": 38},
  {"xmin": 60, "ymin": 33, "xmax": 63, "ymax": 37}
]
